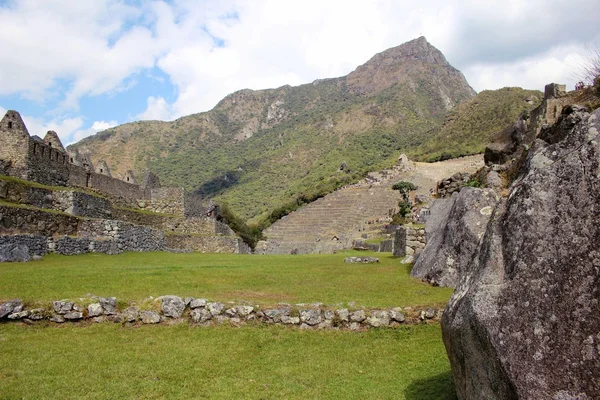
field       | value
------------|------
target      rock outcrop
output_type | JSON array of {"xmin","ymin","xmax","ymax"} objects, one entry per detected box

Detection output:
[
  {"xmin": 410, "ymin": 188, "xmax": 498, "ymax": 287},
  {"xmin": 442, "ymin": 107, "xmax": 600, "ymax": 399}
]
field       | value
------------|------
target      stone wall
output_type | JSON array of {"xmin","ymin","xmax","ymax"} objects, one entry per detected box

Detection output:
[
  {"xmin": 53, "ymin": 191, "xmax": 113, "ymax": 219},
  {"xmin": 0, "ymin": 205, "xmax": 79, "ymax": 236},
  {"xmin": 0, "ymin": 110, "xmax": 30, "ymax": 180},
  {"xmin": 0, "ymin": 234, "xmax": 48, "ymax": 257},
  {"xmin": 405, "ymin": 225, "xmax": 426, "ymax": 259},
  {"xmin": 163, "ymin": 217, "xmax": 234, "ymax": 236},
  {"xmin": 165, "ymin": 233, "xmax": 249, "ymax": 254},
  {"xmin": 112, "ymin": 208, "xmax": 170, "ymax": 229},
  {"xmin": 78, "ymin": 219, "xmax": 165, "ymax": 253},
  {"xmin": 183, "ymin": 192, "xmax": 205, "ymax": 217},
  {"xmin": 86, "ymin": 171, "xmax": 145, "ymax": 205},
  {"xmin": 143, "ymin": 187, "xmax": 185, "ymax": 215},
  {"xmin": 0, "ymin": 178, "xmax": 113, "ymax": 218},
  {"xmin": 0, "ymin": 296, "xmax": 442, "ymax": 329},
  {"xmin": 27, "ymin": 139, "xmax": 70, "ymax": 186}
]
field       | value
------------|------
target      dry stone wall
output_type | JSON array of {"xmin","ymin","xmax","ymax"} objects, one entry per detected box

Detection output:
[
  {"xmin": 0, "ymin": 234, "xmax": 48, "ymax": 257},
  {"xmin": 78, "ymin": 220, "xmax": 165, "ymax": 253},
  {"xmin": 0, "ymin": 296, "xmax": 442, "ymax": 330},
  {"xmin": 0, "ymin": 205, "xmax": 79, "ymax": 236}
]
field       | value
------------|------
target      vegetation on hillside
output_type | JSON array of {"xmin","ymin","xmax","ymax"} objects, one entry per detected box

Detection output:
[
  {"xmin": 71, "ymin": 38, "xmax": 540, "ymax": 226},
  {"xmin": 407, "ymin": 87, "xmax": 542, "ymax": 162}
]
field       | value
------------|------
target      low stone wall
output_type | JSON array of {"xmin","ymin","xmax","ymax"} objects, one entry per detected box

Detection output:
[
  {"xmin": 0, "ymin": 296, "xmax": 442, "ymax": 330},
  {"xmin": 0, "ymin": 204, "xmax": 79, "ymax": 236},
  {"xmin": 165, "ymin": 233, "xmax": 249, "ymax": 254}
]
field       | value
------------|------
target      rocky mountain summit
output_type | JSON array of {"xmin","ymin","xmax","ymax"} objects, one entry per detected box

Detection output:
[
  {"xmin": 347, "ymin": 36, "xmax": 475, "ymax": 102},
  {"xmin": 442, "ymin": 105, "xmax": 600, "ymax": 398}
]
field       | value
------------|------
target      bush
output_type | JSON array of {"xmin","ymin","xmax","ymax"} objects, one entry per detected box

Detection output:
[{"xmin": 217, "ymin": 203, "xmax": 263, "ymax": 250}]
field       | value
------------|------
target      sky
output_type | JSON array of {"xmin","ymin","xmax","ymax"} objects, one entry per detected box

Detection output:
[{"xmin": 0, "ymin": 0, "xmax": 598, "ymax": 146}]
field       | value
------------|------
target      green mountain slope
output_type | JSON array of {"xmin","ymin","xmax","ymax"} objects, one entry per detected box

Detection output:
[
  {"xmin": 70, "ymin": 37, "xmax": 534, "ymax": 222},
  {"xmin": 408, "ymin": 87, "xmax": 542, "ymax": 162}
]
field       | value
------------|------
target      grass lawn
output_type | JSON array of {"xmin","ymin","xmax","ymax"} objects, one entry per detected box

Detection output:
[
  {"xmin": 0, "ymin": 251, "xmax": 453, "ymax": 308},
  {"xmin": 0, "ymin": 323, "xmax": 455, "ymax": 400}
]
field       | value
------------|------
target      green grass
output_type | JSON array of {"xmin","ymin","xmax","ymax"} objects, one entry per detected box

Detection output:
[
  {"xmin": 0, "ymin": 251, "xmax": 453, "ymax": 308},
  {"xmin": 0, "ymin": 323, "xmax": 455, "ymax": 399}
]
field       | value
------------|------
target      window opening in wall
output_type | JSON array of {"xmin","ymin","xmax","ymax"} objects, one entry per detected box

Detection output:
[
  {"xmin": 48, "ymin": 149, "xmax": 52, "ymax": 160},
  {"xmin": 100, "ymin": 169, "xmax": 103, "ymax": 173},
  {"xmin": 63, "ymin": 155, "xmax": 66, "ymax": 164},
  {"xmin": 127, "ymin": 177, "xmax": 130, "ymax": 182},
  {"xmin": 48, "ymin": 142, "xmax": 52, "ymax": 147},
  {"xmin": 55, "ymin": 153, "xmax": 59, "ymax": 161},
  {"xmin": 8, "ymin": 121, "xmax": 13, "ymax": 129},
  {"xmin": 86, "ymin": 173, "xmax": 91, "ymax": 187},
  {"xmin": 33, "ymin": 143, "xmax": 38, "ymax": 155},
  {"xmin": 41, "ymin": 147, "xmax": 45, "ymax": 157}
]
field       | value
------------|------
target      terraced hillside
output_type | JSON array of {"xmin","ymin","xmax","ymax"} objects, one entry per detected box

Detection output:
[{"xmin": 261, "ymin": 155, "xmax": 483, "ymax": 254}]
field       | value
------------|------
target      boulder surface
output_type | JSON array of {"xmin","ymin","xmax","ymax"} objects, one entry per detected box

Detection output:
[
  {"xmin": 411, "ymin": 187, "xmax": 498, "ymax": 287},
  {"xmin": 442, "ymin": 107, "xmax": 600, "ymax": 399}
]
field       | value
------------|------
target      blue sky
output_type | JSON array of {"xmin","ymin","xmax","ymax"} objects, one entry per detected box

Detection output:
[{"xmin": 0, "ymin": 0, "xmax": 598, "ymax": 145}]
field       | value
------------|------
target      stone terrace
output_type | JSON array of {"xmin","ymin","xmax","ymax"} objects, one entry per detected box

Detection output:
[{"xmin": 261, "ymin": 155, "xmax": 483, "ymax": 254}]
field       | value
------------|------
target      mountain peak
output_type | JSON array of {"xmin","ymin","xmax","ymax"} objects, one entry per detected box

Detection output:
[
  {"xmin": 346, "ymin": 37, "xmax": 473, "ymax": 98},
  {"xmin": 359, "ymin": 36, "xmax": 448, "ymax": 72}
]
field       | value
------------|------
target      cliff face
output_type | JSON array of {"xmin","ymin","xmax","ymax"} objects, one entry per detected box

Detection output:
[
  {"xmin": 70, "ymin": 37, "xmax": 478, "ymax": 220},
  {"xmin": 442, "ymin": 106, "xmax": 600, "ymax": 399}
]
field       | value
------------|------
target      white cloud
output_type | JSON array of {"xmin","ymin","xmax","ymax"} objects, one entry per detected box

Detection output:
[
  {"xmin": 0, "ymin": 0, "xmax": 159, "ymax": 108},
  {"xmin": 71, "ymin": 120, "xmax": 118, "ymax": 145},
  {"xmin": 464, "ymin": 44, "xmax": 591, "ymax": 93},
  {"xmin": 2, "ymin": 0, "xmax": 600, "ymax": 128},
  {"xmin": 137, "ymin": 96, "xmax": 172, "ymax": 121},
  {"xmin": 20, "ymin": 114, "xmax": 84, "ymax": 143}
]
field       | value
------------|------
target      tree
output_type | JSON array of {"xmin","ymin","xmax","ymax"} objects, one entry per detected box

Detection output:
[
  {"xmin": 392, "ymin": 181, "xmax": 418, "ymax": 219},
  {"xmin": 392, "ymin": 181, "xmax": 418, "ymax": 202}
]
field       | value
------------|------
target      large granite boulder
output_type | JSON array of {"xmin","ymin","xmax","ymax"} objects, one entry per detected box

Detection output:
[
  {"xmin": 410, "ymin": 188, "xmax": 498, "ymax": 287},
  {"xmin": 442, "ymin": 107, "xmax": 600, "ymax": 399}
]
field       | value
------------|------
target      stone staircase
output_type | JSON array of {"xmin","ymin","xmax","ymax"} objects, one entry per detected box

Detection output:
[{"xmin": 261, "ymin": 155, "xmax": 484, "ymax": 254}]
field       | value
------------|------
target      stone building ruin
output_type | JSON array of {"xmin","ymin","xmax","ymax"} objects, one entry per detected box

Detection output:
[{"xmin": 0, "ymin": 110, "xmax": 250, "ymax": 259}]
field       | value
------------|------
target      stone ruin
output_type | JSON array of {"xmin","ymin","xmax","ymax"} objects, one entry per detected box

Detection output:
[{"xmin": 0, "ymin": 110, "xmax": 250, "ymax": 259}]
